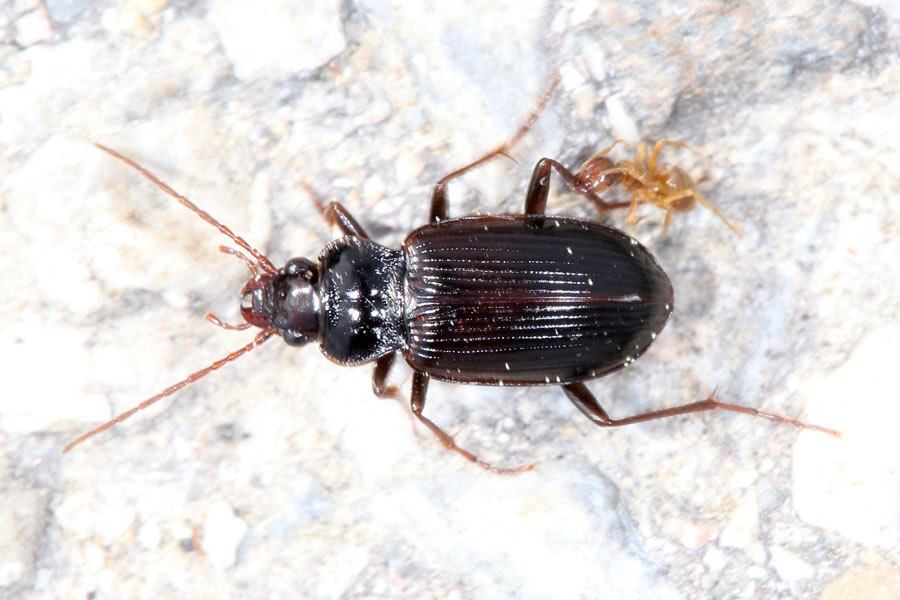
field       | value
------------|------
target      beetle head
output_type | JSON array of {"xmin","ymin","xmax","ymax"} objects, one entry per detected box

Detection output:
[{"xmin": 241, "ymin": 257, "xmax": 321, "ymax": 346}]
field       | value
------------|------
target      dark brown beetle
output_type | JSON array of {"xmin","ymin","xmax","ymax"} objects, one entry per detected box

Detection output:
[{"xmin": 64, "ymin": 79, "xmax": 839, "ymax": 472}]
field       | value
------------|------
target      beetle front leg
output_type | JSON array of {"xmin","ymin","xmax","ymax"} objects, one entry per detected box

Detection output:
[
  {"xmin": 562, "ymin": 383, "xmax": 841, "ymax": 436},
  {"xmin": 410, "ymin": 372, "xmax": 535, "ymax": 474},
  {"xmin": 372, "ymin": 353, "xmax": 399, "ymax": 398},
  {"xmin": 302, "ymin": 182, "xmax": 371, "ymax": 238},
  {"xmin": 326, "ymin": 202, "xmax": 371, "ymax": 238}
]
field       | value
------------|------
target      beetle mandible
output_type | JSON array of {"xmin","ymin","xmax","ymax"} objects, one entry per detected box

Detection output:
[{"xmin": 64, "ymin": 77, "xmax": 839, "ymax": 472}]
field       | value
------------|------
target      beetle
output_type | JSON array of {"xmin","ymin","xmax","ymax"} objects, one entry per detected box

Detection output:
[{"xmin": 63, "ymin": 80, "xmax": 839, "ymax": 471}]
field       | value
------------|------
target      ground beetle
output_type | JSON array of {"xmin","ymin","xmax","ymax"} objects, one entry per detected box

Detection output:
[{"xmin": 64, "ymin": 78, "xmax": 839, "ymax": 471}]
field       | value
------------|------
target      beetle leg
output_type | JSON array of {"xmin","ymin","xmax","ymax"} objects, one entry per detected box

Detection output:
[
  {"xmin": 524, "ymin": 158, "xmax": 625, "ymax": 216},
  {"xmin": 429, "ymin": 142, "xmax": 521, "ymax": 222},
  {"xmin": 429, "ymin": 143, "xmax": 520, "ymax": 223},
  {"xmin": 372, "ymin": 353, "xmax": 430, "ymax": 439},
  {"xmin": 428, "ymin": 182, "xmax": 451, "ymax": 223},
  {"xmin": 327, "ymin": 201, "xmax": 371, "ymax": 239},
  {"xmin": 302, "ymin": 182, "xmax": 371, "ymax": 238},
  {"xmin": 410, "ymin": 372, "xmax": 535, "ymax": 474},
  {"xmin": 372, "ymin": 353, "xmax": 399, "ymax": 398},
  {"xmin": 562, "ymin": 383, "xmax": 841, "ymax": 436},
  {"xmin": 429, "ymin": 75, "xmax": 561, "ymax": 223}
]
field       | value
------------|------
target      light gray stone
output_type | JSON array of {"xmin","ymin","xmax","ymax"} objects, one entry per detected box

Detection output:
[{"xmin": 1, "ymin": 0, "xmax": 898, "ymax": 598}]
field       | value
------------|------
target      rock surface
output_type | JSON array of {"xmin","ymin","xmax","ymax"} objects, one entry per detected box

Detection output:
[{"xmin": 2, "ymin": 1, "xmax": 899, "ymax": 598}]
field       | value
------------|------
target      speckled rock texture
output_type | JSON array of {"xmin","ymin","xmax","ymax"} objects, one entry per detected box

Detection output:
[{"xmin": 2, "ymin": 1, "xmax": 899, "ymax": 598}]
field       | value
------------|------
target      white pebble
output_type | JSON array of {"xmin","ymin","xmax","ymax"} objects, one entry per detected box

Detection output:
[{"xmin": 202, "ymin": 501, "xmax": 248, "ymax": 569}]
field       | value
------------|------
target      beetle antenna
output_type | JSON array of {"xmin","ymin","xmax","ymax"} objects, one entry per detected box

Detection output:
[
  {"xmin": 93, "ymin": 143, "xmax": 277, "ymax": 275},
  {"xmin": 62, "ymin": 329, "xmax": 275, "ymax": 453}
]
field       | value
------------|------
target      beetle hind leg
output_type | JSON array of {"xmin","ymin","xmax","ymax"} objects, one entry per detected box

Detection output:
[
  {"xmin": 524, "ymin": 157, "xmax": 629, "ymax": 216},
  {"xmin": 562, "ymin": 383, "xmax": 840, "ymax": 436}
]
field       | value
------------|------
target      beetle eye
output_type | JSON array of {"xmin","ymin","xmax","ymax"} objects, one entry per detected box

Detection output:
[{"xmin": 284, "ymin": 257, "xmax": 318, "ymax": 282}]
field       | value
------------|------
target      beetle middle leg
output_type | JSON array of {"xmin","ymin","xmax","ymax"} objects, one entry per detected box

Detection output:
[
  {"xmin": 410, "ymin": 373, "xmax": 536, "ymax": 474},
  {"xmin": 429, "ymin": 75, "xmax": 561, "ymax": 223},
  {"xmin": 371, "ymin": 356, "xmax": 533, "ymax": 472},
  {"xmin": 562, "ymin": 383, "xmax": 841, "ymax": 436}
]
